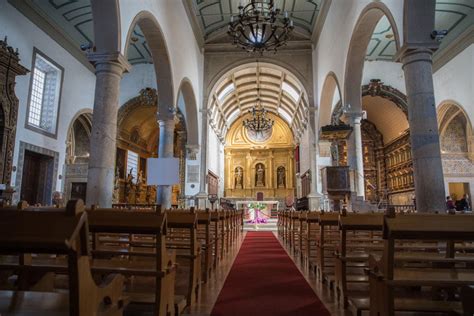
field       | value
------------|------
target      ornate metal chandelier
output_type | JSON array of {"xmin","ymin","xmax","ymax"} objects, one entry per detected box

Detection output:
[
  {"xmin": 243, "ymin": 98, "xmax": 274, "ymax": 133},
  {"xmin": 228, "ymin": 0, "xmax": 294, "ymax": 54}
]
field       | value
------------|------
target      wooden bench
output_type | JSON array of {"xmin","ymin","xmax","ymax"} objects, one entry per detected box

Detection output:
[
  {"xmin": 86, "ymin": 207, "xmax": 176, "ymax": 316},
  {"xmin": 367, "ymin": 213, "xmax": 474, "ymax": 316},
  {"xmin": 0, "ymin": 200, "xmax": 126, "ymax": 316},
  {"xmin": 335, "ymin": 212, "xmax": 384, "ymax": 307},
  {"xmin": 166, "ymin": 210, "xmax": 201, "ymax": 309}
]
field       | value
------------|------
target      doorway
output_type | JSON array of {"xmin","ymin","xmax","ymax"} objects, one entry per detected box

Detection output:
[{"xmin": 20, "ymin": 150, "xmax": 54, "ymax": 205}]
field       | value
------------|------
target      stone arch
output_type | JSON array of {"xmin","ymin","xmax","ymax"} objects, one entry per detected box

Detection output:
[
  {"xmin": 177, "ymin": 78, "xmax": 199, "ymax": 147},
  {"xmin": 438, "ymin": 101, "xmax": 474, "ymax": 158},
  {"xmin": 124, "ymin": 11, "xmax": 174, "ymax": 119},
  {"xmin": 90, "ymin": 0, "xmax": 121, "ymax": 53},
  {"xmin": 332, "ymin": 81, "xmax": 407, "ymax": 124},
  {"xmin": 343, "ymin": 2, "xmax": 401, "ymax": 112},
  {"xmin": 319, "ymin": 71, "xmax": 342, "ymax": 127},
  {"xmin": 66, "ymin": 109, "xmax": 93, "ymax": 164}
]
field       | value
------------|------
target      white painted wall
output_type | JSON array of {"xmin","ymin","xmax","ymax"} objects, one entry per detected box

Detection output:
[
  {"xmin": 362, "ymin": 60, "xmax": 406, "ymax": 94},
  {"xmin": 207, "ymin": 127, "xmax": 224, "ymax": 197},
  {"xmin": 119, "ymin": 63, "xmax": 157, "ymax": 106},
  {"xmin": 0, "ymin": 1, "xmax": 96, "ymax": 197},
  {"xmin": 434, "ymin": 44, "xmax": 474, "ymax": 123}
]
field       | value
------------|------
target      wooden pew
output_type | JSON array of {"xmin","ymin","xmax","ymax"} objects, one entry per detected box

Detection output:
[
  {"xmin": 166, "ymin": 210, "xmax": 201, "ymax": 309},
  {"xmin": 0, "ymin": 200, "xmax": 126, "ymax": 316},
  {"xmin": 335, "ymin": 212, "xmax": 384, "ymax": 308},
  {"xmin": 86, "ymin": 208, "xmax": 176, "ymax": 316},
  {"xmin": 366, "ymin": 213, "xmax": 474, "ymax": 316},
  {"xmin": 313, "ymin": 212, "xmax": 339, "ymax": 282},
  {"xmin": 305, "ymin": 211, "xmax": 320, "ymax": 267}
]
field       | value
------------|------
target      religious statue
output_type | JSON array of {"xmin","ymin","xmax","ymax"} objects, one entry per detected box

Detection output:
[
  {"xmin": 125, "ymin": 168, "xmax": 135, "ymax": 202},
  {"xmin": 255, "ymin": 163, "xmax": 265, "ymax": 187},
  {"xmin": 277, "ymin": 166, "xmax": 286, "ymax": 188},
  {"xmin": 234, "ymin": 167, "xmax": 243, "ymax": 189},
  {"xmin": 112, "ymin": 167, "xmax": 120, "ymax": 204}
]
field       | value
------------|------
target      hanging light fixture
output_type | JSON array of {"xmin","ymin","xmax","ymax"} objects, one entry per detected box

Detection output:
[
  {"xmin": 243, "ymin": 95, "xmax": 274, "ymax": 134},
  {"xmin": 228, "ymin": 0, "xmax": 294, "ymax": 54}
]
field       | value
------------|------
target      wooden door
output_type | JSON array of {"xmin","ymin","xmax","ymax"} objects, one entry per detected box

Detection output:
[
  {"xmin": 20, "ymin": 150, "xmax": 52, "ymax": 205},
  {"xmin": 20, "ymin": 150, "xmax": 42, "ymax": 204}
]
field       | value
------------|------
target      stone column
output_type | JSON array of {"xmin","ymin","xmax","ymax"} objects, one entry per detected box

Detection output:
[
  {"xmin": 307, "ymin": 108, "xmax": 323, "ymax": 210},
  {"xmin": 86, "ymin": 53, "xmax": 130, "ymax": 207},
  {"xmin": 196, "ymin": 108, "xmax": 209, "ymax": 208},
  {"xmin": 157, "ymin": 118, "xmax": 175, "ymax": 209},
  {"xmin": 400, "ymin": 48, "xmax": 445, "ymax": 212},
  {"xmin": 345, "ymin": 111, "xmax": 365, "ymax": 198},
  {"xmin": 397, "ymin": 0, "xmax": 446, "ymax": 213}
]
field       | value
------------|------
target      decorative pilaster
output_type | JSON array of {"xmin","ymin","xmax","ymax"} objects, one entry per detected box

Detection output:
[
  {"xmin": 86, "ymin": 52, "xmax": 131, "ymax": 207},
  {"xmin": 196, "ymin": 108, "xmax": 209, "ymax": 208}
]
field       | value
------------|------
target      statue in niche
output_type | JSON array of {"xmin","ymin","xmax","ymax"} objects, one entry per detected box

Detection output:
[
  {"xmin": 277, "ymin": 166, "xmax": 286, "ymax": 188},
  {"xmin": 255, "ymin": 163, "xmax": 265, "ymax": 187},
  {"xmin": 234, "ymin": 167, "xmax": 243, "ymax": 189}
]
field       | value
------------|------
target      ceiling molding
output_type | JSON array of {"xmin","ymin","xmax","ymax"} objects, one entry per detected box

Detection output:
[
  {"xmin": 182, "ymin": 0, "xmax": 204, "ymax": 49},
  {"xmin": 8, "ymin": 0, "xmax": 94, "ymax": 72},
  {"xmin": 204, "ymin": 40, "xmax": 313, "ymax": 54},
  {"xmin": 311, "ymin": 0, "xmax": 331, "ymax": 47},
  {"xmin": 433, "ymin": 24, "xmax": 474, "ymax": 73}
]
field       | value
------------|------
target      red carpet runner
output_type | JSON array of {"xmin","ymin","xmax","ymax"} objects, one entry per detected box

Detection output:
[{"xmin": 211, "ymin": 232, "xmax": 331, "ymax": 316}]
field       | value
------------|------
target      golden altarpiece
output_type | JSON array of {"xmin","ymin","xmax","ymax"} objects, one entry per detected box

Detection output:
[{"xmin": 224, "ymin": 114, "xmax": 295, "ymax": 199}]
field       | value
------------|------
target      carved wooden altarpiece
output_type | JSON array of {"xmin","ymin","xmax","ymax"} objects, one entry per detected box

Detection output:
[{"xmin": 0, "ymin": 38, "xmax": 28, "ymax": 188}]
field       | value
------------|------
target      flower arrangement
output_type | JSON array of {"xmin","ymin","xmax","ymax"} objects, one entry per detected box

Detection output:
[{"xmin": 247, "ymin": 202, "xmax": 268, "ymax": 224}]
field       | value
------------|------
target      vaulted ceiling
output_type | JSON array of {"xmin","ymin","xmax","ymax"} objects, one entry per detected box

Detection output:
[{"xmin": 208, "ymin": 62, "xmax": 309, "ymax": 141}]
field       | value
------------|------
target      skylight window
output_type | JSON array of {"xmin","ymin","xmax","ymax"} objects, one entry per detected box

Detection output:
[
  {"xmin": 227, "ymin": 109, "xmax": 240, "ymax": 124},
  {"xmin": 278, "ymin": 108, "xmax": 292, "ymax": 124},
  {"xmin": 282, "ymin": 82, "xmax": 299, "ymax": 102},
  {"xmin": 217, "ymin": 83, "xmax": 235, "ymax": 102}
]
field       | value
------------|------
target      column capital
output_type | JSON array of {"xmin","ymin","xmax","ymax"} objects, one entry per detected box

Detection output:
[
  {"xmin": 157, "ymin": 118, "xmax": 175, "ymax": 130},
  {"xmin": 343, "ymin": 110, "xmax": 365, "ymax": 124},
  {"xmin": 395, "ymin": 45, "xmax": 437, "ymax": 64},
  {"xmin": 87, "ymin": 51, "xmax": 132, "ymax": 73},
  {"xmin": 185, "ymin": 144, "xmax": 200, "ymax": 160}
]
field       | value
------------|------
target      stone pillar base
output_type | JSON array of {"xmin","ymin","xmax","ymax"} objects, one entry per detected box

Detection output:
[{"xmin": 307, "ymin": 193, "xmax": 323, "ymax": 211}]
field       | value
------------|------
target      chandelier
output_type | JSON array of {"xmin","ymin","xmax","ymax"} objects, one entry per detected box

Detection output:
[
  {"xmin": 243, "ymin": 98, "xmax": 274, "ymax": 133},
  {"xmin": 228, "ymin": 0, "xmax": 294, "ymax": 54}
]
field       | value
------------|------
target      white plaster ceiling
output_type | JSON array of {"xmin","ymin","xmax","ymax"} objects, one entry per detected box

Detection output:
[
  {"xmin": 362, "ymin": 95, "xmax": 409, "ymax": 144},
  {"xmin": 189, "ymin": 0, "xmax": 323, "ymax": 42},
  {"xmin": 21, "ymin": 0, "xmax": 152, "ymax": 65},
  {"xmin": 366, "ymin": 0, "xmax": 473, "ymax": 61},
  {"xmin": 208, "ymin": 62, "xmax": 309, "ymax": 141}
]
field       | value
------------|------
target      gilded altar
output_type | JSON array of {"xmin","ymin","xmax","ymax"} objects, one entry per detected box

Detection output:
[{"xmin": 224, "ymin": 114, "xmax": 295, "ymax": 199}]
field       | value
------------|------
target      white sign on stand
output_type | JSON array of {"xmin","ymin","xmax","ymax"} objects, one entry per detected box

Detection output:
[{"xmin": 147, "ymin": 158, "xmax": 180, "ymax": 185}]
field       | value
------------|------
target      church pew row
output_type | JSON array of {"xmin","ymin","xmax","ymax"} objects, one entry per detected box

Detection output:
[
  {"xmin": 279, "ymin": 209, "xmax": 474, "ymax": 316},
  {"xmin": 0, "ymin": 200, "xmax": 126, "ymax": 316},
  {"xmin": 0, "ymin": 201, "xmax": 242, "ymax": 316}
]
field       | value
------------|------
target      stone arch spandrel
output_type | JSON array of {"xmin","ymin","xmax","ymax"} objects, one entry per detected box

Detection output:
[
  {"xmin": 177, "ymin": 78, "xmax": 199, "ymax": 147},
  {"xmin": 343, "ymin": 2, "xmax": 401, "ymax": 111},
  {"xmin": 319, "ymin": 71, "xmax": 342, "ymax": 128},
  {"xmin": 124, "ymin": 11, "xmax": 174, "ymax": 120}
]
